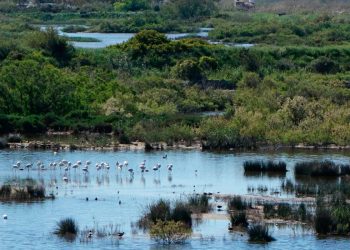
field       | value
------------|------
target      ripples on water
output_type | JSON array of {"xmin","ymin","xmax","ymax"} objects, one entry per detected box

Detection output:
[{"xmin": 1, "ymin": 149, "xmax": 350, "ymax": 249}]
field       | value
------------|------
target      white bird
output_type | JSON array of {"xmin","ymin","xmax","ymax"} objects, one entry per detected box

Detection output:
[
  {"xmin": 128, "ymin": 168, "xmax": 134, "ymax": 173},
  {"xmin": 77, "ymin": 161, "xmax": 82, "ymax": 165},
  {"xmin": 153, "ymin": 165, "xmax": 159, "ymax": 171},
  {"xmin": 3, "ymin": 214, "xmax": 7, "ymax": 220},
  {"xmin": 63, "ymin": 176, "xmax": 68, "ymax": 182}
]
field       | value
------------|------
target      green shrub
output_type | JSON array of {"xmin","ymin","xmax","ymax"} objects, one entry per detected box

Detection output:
[{"xmin": 150, "ymin": 220, "xmax": 191, "ymax": 245}]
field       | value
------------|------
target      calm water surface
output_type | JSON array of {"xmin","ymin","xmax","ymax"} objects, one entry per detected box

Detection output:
[
  {"xmin": 1, "ymin": 149, "xmax": 350, "ymax": 249},
  {"xmin": 40, "ymin": 26, "xmax": 254, "ymax": 49}
]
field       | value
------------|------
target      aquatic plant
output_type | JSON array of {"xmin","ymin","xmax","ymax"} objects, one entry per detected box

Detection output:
[
  {"xmin": 188, "ymin": 194, "xmax": 211, "ymax": 213},
  {"xmin": 150, "ymin": 220, "xmax": 191, "ymax": 245},
  {"xmin": 138, "ymin": 199, "xmax": 192, "ymax": 230},
  {"xmin": 314, "ymin": 208, "xmax": 333, "ymax": 235},
  {"xmin": 172, "ymin": 202, "xmax": 192, "ymax": 228},
  {"xmin": 230, "ymin": 212, "xmax": 249, "ymax": 228},
  {"xmin": 294, "ymin": 160, "xmax": 350, "ymax": 177},
  {"xmin": 54, "ymin": 218, "xmax": 79, "ymax": 238},
  {"xmin": 228, "ymin": 196, "xmax": 251, "ymax": 211},
  {"xmin": 0, "ymin": 178, "xmax": 46, "ymax": 201},
  {"xmin": 243, "ymin": 160, "xmax": 287, "ymax": 174},
  {"xmin": 276, "ymin": 203, "xmax": 292, "ymax": 219},
  {"xmin": 248, "ymin": 224, "xmax": 275, "ymax": 243},
  {"xmin": 263, "ymin": 204, "xmax": 275, "ymax": 219}
]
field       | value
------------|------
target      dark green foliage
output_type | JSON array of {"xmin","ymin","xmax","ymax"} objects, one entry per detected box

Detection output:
[
  {"xmin": 263, "ymin": 204, "xmax": 275, "ymax": 218},
  {"xmin": 314, "ymin": 208, "xmax": 333, "ymax": 235},
  {"xmin": 230, "ymin": 212, "xmax": 249, "ymax": 227},
  {"xmin": 138, "ymin": 199, "xmax": 192, "ymax": 229},
  {"xmin": 114, "ymin": 0, "xmax": 150, "ymax": 12},
  {"xmin": 54, "ymin": 218, "xmax": 79, "ymax": 237},
  {"xmin": 28, "ymin": 28, "xmax": 74, "ymax": 66},
  {"xmin": 294, "ymin": 160, "xmax": 349, "ymax": 177},
  {"xmin": 0, "ymin": 178, "xmax": 46, "ymax": 201},
  {"xmin": 172, "ymin": 202, "xmax": 192, "ymax": 228},
  {"xmin": 164, "ymin": 0, "xmax": 217, "ymax": 19},
  {"xmin": 228, "ymin": 196, "xmax": 251, "ymax": 211},
  {"xmin": 173, "ymin": 59, "xmax": 203, "ymax": 82},
  {"xmin": 277, "ymin": 203, "xmax": 292, "ymax": 218},
  {"xmin": 248, "ymin": 224, "xmax": 275, "ymax": 243},
  {"xmin": 1, "ymin": 10, "xmax": 350, "ymax": 149},
  {"xmin": 148, "ymin": 199, "xmax": 172, "ymax": 224},
  {"xmin": 310, "ymin": 56, "xmax": 340, "ymax": 74},
  {"xmin": 243, "ymin": 160, "xmax": 287, "ymax": 174}
]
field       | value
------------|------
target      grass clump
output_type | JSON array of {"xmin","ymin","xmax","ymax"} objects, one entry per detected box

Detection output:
[
  {"xmin": 150, "ymin": 220, "xmax": 191, "ymax": 245},
  {"xmin": 230, "ymin": 212, "xmax": 249, "ymax": 228},
  {"xmin": 314, "ymin": 195, "xmax": 350, "ymax": 236},
  {"xmin": 188, "ymin": 194, "xmax": 211, "ymax": 213},
  {"xmin": 0, "ymin": 178, "xmax": 47, "ymax": 201},
  {"xmin": 248, "ymin": 224, "xmax": 275, "ymax": 243},
  {"xmin": 244, "ymin": 160, "xmax": 287, "ymax": 174},
  {"xmin": 294, "ymin": 160, "xmax": 350, "ymax": 177},
  {"xmin": 54, "ymin": 218, "xmax": 79, "ymax": 239},
  {"xmin": 228, "ymin": 196, "xmax": 251, "ymax": 211},
  {"xmin": 138, "ymin": 199, "xmax": 192, "ymax": 230}
]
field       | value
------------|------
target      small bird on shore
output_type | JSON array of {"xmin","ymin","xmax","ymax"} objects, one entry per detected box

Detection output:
[
  {"xmin": 3, "ymin": 214, "xmax": 8, "ymax": 220},
  {"xmin": 117, "ymin": 232, "xmax": 124, "ymax": 238}
]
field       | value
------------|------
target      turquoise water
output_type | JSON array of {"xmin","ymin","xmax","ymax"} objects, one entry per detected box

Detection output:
[{"xmin": 1, "ymin": 149, "xmax": 350, "ymax": 249}]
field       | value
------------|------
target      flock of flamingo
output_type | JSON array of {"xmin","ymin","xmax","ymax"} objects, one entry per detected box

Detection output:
[{"xmin": 10, "ymin": 154, "xmax": 173, "ymax": 182}]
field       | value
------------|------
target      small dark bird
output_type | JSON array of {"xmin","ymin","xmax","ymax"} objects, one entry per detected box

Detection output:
[
  {"xmin": 163, "ymin": 154, "xmax": 167, "ymax": 159},
  {"xmin": 228, "ymin": 223, "xmax": 233, "ymax": 231},
  {"xmin": 88, "ymin": 230, "xmax": 93, "ymax": 238},
  {"xmin": 119, "ymin": 200, "xmax": 121, "ymax": 205},
  {"xmin": 86, "ymin": 197, "xmax": 89, "ymax": 201},
  {"xmin": 95, "ymin": 197, "xmax": 98, "ymax": 201},
  {"xmin": 117, "ymin": 232, "xmax": 124, "ymax": 237}
]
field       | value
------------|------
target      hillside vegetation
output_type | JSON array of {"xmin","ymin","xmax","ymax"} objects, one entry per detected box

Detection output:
[{"xmin": 0, "ymin": 0, "xmax": 350, "ymax": 149}]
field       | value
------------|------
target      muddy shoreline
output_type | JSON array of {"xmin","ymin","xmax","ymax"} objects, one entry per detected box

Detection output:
[{"xmin": 4, "ymin": 139, "xmax": 350, "ymax": 152}]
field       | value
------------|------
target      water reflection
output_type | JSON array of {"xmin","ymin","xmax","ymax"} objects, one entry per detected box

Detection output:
[{"xmin": 2, "ymin": 149, "xmax": 350, "ymax": 249}]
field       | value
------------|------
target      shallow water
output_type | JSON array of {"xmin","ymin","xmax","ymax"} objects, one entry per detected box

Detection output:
[
  {"xmin": 1, "ymin": 149, "xmax": 350, "ymax": 249},
  {"xmin": 40, "ymin": 26, "xmax": 254, "ymax": 49}
]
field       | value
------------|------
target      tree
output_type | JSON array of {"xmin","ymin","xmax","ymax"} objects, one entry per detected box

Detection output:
[{"xmin": 27, "ymin": 28, "xmax": 74, "ymax": 66}]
